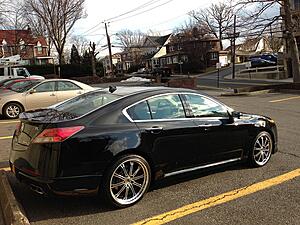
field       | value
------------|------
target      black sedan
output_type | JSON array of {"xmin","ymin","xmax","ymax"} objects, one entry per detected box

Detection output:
[{"xmin": 9, "ymin": 87, "xmax": 278, "ymax": 208}]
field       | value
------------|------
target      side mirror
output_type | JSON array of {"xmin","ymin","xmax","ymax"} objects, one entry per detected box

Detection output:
[
  {"xmin": 231, "ymin": 111, "xmax": 241, "ymax": 118},
  {"xmin": 29, "ymin": 89, "xmax": 36, "ymax": 94}
]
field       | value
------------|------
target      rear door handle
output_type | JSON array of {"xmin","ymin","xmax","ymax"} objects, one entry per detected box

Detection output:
[
  {"xmin": 50, "ymin": 93, "xmax": 55, "ymax": 96},
  {"xmin": 198, "ymin": 124, "xmax": 212, "ymax": 127},
  {"xmin": 145, "ymin": 126, "xmax": 163, "ymax": 134}
]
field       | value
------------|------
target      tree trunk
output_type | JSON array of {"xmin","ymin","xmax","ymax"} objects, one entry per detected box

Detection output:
[
  {"xmin": 219, "ymin": 28, "xmax": 223, "ymax": 50},
  {"xmin": 57, "ymin": 53, "xmax": 63, "ymax": 78},
  {"xmin": 284, "ymin": 0, "xmax": 300, "ymax": 83},
  {"xmin": 91, "ymin": 55, "xmax": 96, "ymax": 77}
]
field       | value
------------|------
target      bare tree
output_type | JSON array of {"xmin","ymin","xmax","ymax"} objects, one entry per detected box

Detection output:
[
  {"xmin": 1, "ymin": 0, "xmax": 28, "ymax": 29},
  {"xmin": 236, "ymin": 0, "xmax": 300, "ymax": 83},
  {"xmin": 26, "ymin": 0, "xmax": 86, "ymax": 76},
  {"xmin": 189, "ymin": 1, "xmax": 235, "ymax": 50},
  {"xmin": 71, "ymin": 35, "xmax": 90, "ymax": 56},
  {"xmin": 115, "ymin": 29, "xmax": 146, "ymax": 49},
  {"xmin": 89, "ymin": 42, "xmax": 99, "ymax": 77}
]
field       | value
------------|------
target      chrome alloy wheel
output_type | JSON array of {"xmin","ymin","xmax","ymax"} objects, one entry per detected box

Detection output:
[
  {"xmin": 109, "ymin": 158, "xmax": 150, "ymax": 206},
  {"xmin": 6, "ymin": 104, "xmax": 21, "ymax": 119},
  {"xmin": 253, "ymin": 132, "xmax": 273, "ymax": 166}
]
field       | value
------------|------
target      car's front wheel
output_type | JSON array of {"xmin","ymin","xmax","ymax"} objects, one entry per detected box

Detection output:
[
  {"xmin": 3, "ymin": 102, "xmax": 23, "ymax": 119},
  {"xmin": 101, "ymin": 154, "xmax": 151, "ymax": 208},
  {"xmin": 249, "ymin": 131, "xmax": 273, "ymax": 167}
]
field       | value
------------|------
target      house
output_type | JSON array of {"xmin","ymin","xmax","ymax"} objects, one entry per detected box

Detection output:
[
  {"xmin": 158, "ymin": 35, "xmax": 221, "ymax": 73},
  {"xmin": 102, "ymin": 53, "xmax": 122, "ymax": 74},
  {"xmin": 0, "ymin": 29, "xmax": 52, "ymax": 65},
  {"xmin": 142, "ymin": 34, "xmax": 172, "ymax": 69}
]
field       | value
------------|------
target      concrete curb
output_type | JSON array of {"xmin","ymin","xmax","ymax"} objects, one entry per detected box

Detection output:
[{"xmin": 0, "ymin": 171, "xmax": 30, "ymax": 225}]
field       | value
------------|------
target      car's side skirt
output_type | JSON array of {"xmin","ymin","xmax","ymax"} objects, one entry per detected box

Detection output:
[{"xmin": 164, "ymin": 157, "xmax": 242, "ymax": 178}]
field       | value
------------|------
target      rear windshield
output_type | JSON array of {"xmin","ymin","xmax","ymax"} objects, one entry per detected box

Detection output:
[{"xmin": 54, "ymin": 91, "xmax": 122, "ymax": 117}]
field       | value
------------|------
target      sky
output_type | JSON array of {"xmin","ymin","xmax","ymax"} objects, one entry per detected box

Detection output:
[{"xmin": 73, "ymin": 0, "xmax": 221, "ymax": 56}]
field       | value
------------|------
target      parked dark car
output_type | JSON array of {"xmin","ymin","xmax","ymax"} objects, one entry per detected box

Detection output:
[
  {"xmin": 9, "ymin": 87, "xmax": 278, "ymax": 208},
  {"xmin": 250, "ymin": 58, "xmax": 276, "ymax": 68}
]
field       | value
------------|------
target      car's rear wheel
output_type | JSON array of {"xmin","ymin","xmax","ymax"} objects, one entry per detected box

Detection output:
[
  {"xmin": 249, "ymin": 131, "xmax": 273, "ymax": 167},
  {"xmin": 3, "ymin": 102, "xmax": 23, "ymax": 119},
  {"xmin": 101, "ymin": 154, "xmax": 151, "ymax": 208}
]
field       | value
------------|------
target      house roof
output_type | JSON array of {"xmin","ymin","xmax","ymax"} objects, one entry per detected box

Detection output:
[
  {"xmin": 146, "ymin": 34, "xmax": 172, "ymax": 46},
  {"xmin": 0, "ymin": 30, "xmax": 47, "ymax": 46}
]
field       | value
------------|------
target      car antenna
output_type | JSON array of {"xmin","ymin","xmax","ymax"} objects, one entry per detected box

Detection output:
[{"xmin": 109, "ymin": 86, "xmax": 117, "ymax": 93}]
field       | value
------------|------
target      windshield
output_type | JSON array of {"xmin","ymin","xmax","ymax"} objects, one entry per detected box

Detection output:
[
  {"xmin": 10, "ymin": 80, "xmax": 41, "ymax": 93},
  {"xmin": 54, "ymin": 91, "xmax": 122, "ymax": 117}
]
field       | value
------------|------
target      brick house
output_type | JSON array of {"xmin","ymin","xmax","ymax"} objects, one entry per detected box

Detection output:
[
  {"xmin": 0, "ymin": 29, "xmax": 52, "ymax": 65},
  {"xmin": 159, "ymin": 36, "xmax": 221, "ymax": 73}
]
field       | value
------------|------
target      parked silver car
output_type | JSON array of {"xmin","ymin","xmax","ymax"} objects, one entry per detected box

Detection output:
[{"xmin": 0, "ymin": 79, "xmax": 94, "ymax": 119}]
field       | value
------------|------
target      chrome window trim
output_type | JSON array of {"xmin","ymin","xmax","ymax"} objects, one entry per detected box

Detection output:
[
  {"xmin": 122, "ymin": 92, "xmax": 231, "ymax": 123},
  {"xmin": 164, "ymin": 157, "xmax": 242, "ymax": 178}
]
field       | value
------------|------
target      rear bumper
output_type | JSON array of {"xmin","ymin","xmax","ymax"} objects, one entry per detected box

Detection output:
[{"xmin": 11, "ymin": 163, "xmax": 101, "ymax": 196}]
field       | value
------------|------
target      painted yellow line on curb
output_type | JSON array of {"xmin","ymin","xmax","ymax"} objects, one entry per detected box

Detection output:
[
  {"xmin": 0, "ymin": 167, "xmax": 10, "ymax": 171},
  {"xmin": 269, "ymin": 96, "xmax": 300, "ymax": 103},
  {"xmin": 0, "ymin": 136, "xmax": 13, "ymax": 140},
  {"xmin": 132, "ymin": 168, "xmax": 300, "ymax": 225},
  {"xmin": 0, "ymin": 120, "xmax": 19, "ymax": 124}
]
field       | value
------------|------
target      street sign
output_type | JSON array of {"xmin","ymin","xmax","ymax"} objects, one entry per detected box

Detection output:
[{"xmin": 216, "ymin": 63, "xmax": 222, "ymax": 69}]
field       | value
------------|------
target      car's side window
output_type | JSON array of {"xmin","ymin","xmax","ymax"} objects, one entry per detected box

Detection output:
[
  {"xmin": 148, "ymin": 94, "xmax": 185, "ymax": 119},
  {"xmin": 57, "ymin": 81, "xmax": 81, "ymax": 91},
  {"xmin": 34, "ymin": 82, "xmax": 55, "ymax": 93},
  {"xmin": 184, "ymin": 94, "xmax": 228, "ymax": 118},
  {"xmin": 127, "ymin": 101, "xmax": 151, "ymax": 120}
]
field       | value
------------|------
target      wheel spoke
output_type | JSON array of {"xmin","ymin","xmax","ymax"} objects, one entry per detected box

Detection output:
[
  {"xmin": 113, "ymin": 173, "xmax": 126, "ymax": 181},
  {"xmin": 254, "ymin": 151, "xmax": 261, "ymax": 157},
  {"xmin": 132, "ymin": 174, "xmax": 144, "ymax": 181},
  {"xmin": 132, "ymin": 180, "xmax": 142, "ymax": 188},
  {"xmin": 129, "ymin": 162, "xmax": 134, "ymax": 176},
  {"xmin": 120, "ymin": 163, "xmax": 129, "ymax": 177},
  {"xmin": 111, "ymin": 181, "xmax": 125, "ymax": 189},
  {"xmin": 128, "ymin": 183, "xmax": 136, "ymax": 196},
  {"xmin": 124, "ymin": 186, "xmax": 129, "ymax": 200},
  {"xmin": 132, "ymin": 165, "xmax": 141, "ymax": 177},
  {"xmin": 115, "ymin": 184, "xmax": 126, "ymax": 198}
]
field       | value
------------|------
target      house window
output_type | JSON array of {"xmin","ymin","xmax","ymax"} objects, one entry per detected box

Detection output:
[
  {"xmin": 19, "ymin": 40, "xmax": 25, "ymax": 51},
  {"xmin": 169, "ymin": 46, "xmax": 174, "ymax": 52},
  {"xmin": 178, "ymin": 44, "xmax": 182, "ymax": 50},
  {"xmin": 172, "ymin": 56, "xmax": 178, "ymax": 63},
  {"xmin": 210, "ymin": 52, "xmax": 218, "ymax": 60},
  {"xmin": 182, "ymin": 55, "xmax": 188, "ymax": 62},
  {"xmin": 167, "ymin": 57, "xmax": 172, "ymax": 64}
]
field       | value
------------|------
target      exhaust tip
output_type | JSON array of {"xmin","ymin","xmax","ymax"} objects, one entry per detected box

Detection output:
[{"xmin": 30, "ymin": 184, "xmax": 45, "ymax": 195}]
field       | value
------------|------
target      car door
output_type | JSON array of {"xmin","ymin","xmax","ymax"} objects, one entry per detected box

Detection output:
[
  {"xmin": 55, "ymin": 81, "xmax": 83, "ymax": 102},
  {"xmin": 126, "ymin": 94, "xmax": 201, "ymax": 173},
  {"xmin": 182, "ymin": 93, "xmax": 248, "ymax": 164},
  {"xmin": 25, "ymin": 81, "xmax": 57, "ymax": 110}
]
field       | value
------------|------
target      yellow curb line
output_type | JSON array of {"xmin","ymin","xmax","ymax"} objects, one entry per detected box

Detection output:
[
  {"xmin": 0, "ymin": 120, "xmax": 19, "ymax": 124},
  {"xmin": 0, "ymin": 167, "xmax": 10, "ymax": 172},
  {"xmin": 269, "ymin": 96, "xmax": 300, "ymax": 103},
  {"xmin": 132, "ymin": 168, "xmax": 300, "ymax": 225},
  {"xmin": 0, "ymin": 136, "xmax": 13, "ymax": 140}
]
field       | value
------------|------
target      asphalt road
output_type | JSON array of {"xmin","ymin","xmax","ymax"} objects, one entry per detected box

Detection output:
[{"xmin": 0, "ymin": 90, "xmax": 299, "ymax": 225}]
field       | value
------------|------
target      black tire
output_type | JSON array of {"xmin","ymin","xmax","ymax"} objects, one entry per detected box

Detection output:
[
  {"xmin": 100, "ymin": 154, "xmax": 151, "ymax": 208},
  {"xmin": 3, "ymin": 102, "xmax": 23, "ymax": 119},
  {"xmin": 248, "ymin": 131, "xmax": 273, "ymax": 167}
]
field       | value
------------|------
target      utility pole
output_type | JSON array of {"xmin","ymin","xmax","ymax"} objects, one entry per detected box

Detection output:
[
  {"xmin": 232, "ymin": 15, "xmax": 237, "ymax": 79},
  {"xmin": 104, "ymin": 22, "xmax": 113, "ymax": 77}
]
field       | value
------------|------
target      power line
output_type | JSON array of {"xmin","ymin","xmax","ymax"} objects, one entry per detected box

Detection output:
[
  {"xmin": 79, "ymin": 0, "xmax": 168, "ymax": 35},
  {"xmin": 110, "ymin": 0, "xmax": 176, "ymax": 23}
]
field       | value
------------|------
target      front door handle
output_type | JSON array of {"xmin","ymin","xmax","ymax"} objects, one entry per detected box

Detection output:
[
  {"xmin": 50, "ymin": 93, "xmax": 55, "ymax": 96},
  {"xmin": 145, "ymin": 126, "xmax": 163, "ymax": 134},
  {"xmin": 198, "ymin": 124, "xmax": 212, "ymax": 127}
]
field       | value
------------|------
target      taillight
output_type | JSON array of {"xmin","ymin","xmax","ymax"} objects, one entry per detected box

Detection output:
[{"xmin": 32, "ymin": 126, "xmax": 84, "ymax": 143}]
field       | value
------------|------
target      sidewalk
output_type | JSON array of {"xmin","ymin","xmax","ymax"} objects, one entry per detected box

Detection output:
[{"xmin": 223, "ymin": 74, "xmax": 293, "ymax": 83}]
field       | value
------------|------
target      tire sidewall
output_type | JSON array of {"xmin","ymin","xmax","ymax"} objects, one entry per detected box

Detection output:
[{"xmin": 101, "ymin": 154, "xmax": 151, "ymax": 208}]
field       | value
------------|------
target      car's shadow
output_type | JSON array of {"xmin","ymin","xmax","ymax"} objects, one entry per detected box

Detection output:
[{"xmin": 7, "ymin": 162, "xmax": 252, "ymax": 223}]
